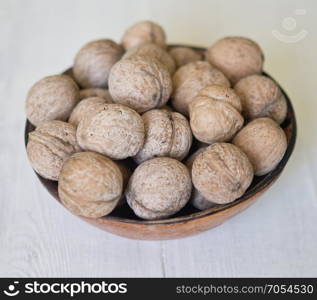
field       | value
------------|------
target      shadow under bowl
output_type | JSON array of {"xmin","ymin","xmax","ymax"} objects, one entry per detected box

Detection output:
[{"xmin": 24, "ymin": 45, "xmax": 297, "ymax": 240}]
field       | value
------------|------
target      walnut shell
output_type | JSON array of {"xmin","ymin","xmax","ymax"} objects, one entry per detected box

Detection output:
[
  {"xmin": 108, "ymin": 56, "xmax": 172, "ymax": 113},
  {"xmin": 169, "ymin": 47, "xmax": 202, "ymax": 68},
  {"xmin": 126, "ymin": 157, "xmax": 192, "ymax": 220},
  {"xmin": 27, "ymin": 120, "xmax": 80, "ymax": 180},
  {"xmin": 79, "ymin": 88, "xmax": 112, "ymax": 101},
  {"xmin": 134, "ymin": 109, "xmax": 192, "ymax": 164},
  {"xmin": 73, "ymin": 39, "xmax": 124, "ymax": 88},
  {"xmin": 206, "ymin": 37, "xmax": 264, "ymax": 84},
  {"xmin": 185, "ymin": 147, "xmax": 215, "ymax": 210},
  {"xmin": 171, "ymin": 61, "xmax": 230, "ymax": 116},
  {"xmin": 68, "ymin": 97, "xmax": 111, "ymax": 126},
  {"xmin": 26, "ymin": 75, "xmax": 79, "ymax": 126},
  {"xmin": 234, "ymin": 75, "xmax": 287, "ymax": 124},
  {"xmin": 58, "ymin": 152, "xmax": 123, "ymax": 218},
  {"xmin": 189, "ymin": 96, "xmax": 244, "ymax": 144},
  {"xmin": 198, "ymin": 85, "xmax": 242, "ymax": 112},
  {"xmin": 233, "ymin": 117, "xmax": 287, "ymax": 176},
  {"xmin": 192, "ymin": 143, "xmax": 254, "ymax": 204},
  {"xmin": 122, "ymin": 42, "xmax": 176, "ymax": 74},
  {"xmin": 77, "ymin": 103, "xmax": 145, "ymax": 160},
  {"xmin": 122, "ymin": 20, "xmax": 166, "ymax": 50}
]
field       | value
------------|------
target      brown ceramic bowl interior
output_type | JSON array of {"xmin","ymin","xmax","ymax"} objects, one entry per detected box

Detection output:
[{"xmin": 24, "ymin": 45, "xmax": 297, "ymax": 240}]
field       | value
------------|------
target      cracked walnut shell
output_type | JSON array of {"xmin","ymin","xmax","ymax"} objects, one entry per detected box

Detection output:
[
  {"xmin": 126, "ymin": 157, "xmax": 192, "ymax": 220},
  {"xmin": 27, "ymin": 120, "xmax": 80, "ymax": 180},
  {"xmin": 134, "ymin": 109, "xmax": 192, "ymax": 164},
  {"xmin": 58, "ymin": 152, "xmax": 124, "ymax": 218},
  {"xmin": 192, "ymin": 143, "xmax": 254, "ymax": 204},
  {"xmin": 76, "ymin": 103, "xmax": 145, "ymax": 160}
]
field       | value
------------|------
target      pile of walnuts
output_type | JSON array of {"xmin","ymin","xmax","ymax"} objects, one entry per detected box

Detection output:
[{"xmin": 25, "ymin": 21, "xmax": 288, "ymax": 220}]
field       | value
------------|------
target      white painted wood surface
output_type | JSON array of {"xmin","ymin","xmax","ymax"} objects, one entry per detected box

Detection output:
[{"xmin": 0, "ymin": 0, "xmax": 316, "ymax": 277}]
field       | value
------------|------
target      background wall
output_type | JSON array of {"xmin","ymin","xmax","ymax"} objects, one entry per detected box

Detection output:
[{"xmin": 0, "ymin": 0, "xmax": 316, "ymax": 277}]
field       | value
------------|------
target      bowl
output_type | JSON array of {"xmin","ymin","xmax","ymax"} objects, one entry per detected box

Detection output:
[{"xmin": 24, "ymin": 45, "xmax": 297, "ymax": 240}]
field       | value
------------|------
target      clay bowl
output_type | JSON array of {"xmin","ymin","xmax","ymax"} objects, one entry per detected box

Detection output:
[{"xmin": 24, "ymin": 45, "xmax": 297, "ymax": 240}]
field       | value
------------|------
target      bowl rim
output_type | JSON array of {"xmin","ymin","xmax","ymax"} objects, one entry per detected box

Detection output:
[{"xmin": 24, "ymin": 44, "xmax": 297, "ymax": 226}]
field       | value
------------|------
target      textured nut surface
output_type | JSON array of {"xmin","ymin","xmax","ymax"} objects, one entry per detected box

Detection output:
[
  {"xmin": 233, "ymin": 117, "xmax": 287, "ymax": 176},
  {"xmin": 198, "ymin": 85, "xmax": 242, "ymax": 112},
  {"xmin": 172, "ymin": 61, "xmax": 230, "ymax": 116},
  {"xmin": 126, "ymin": 157, "xmax": 192, "ymax": 220},
  {"xmin": 191, "ymin": 193, "xmax": 216, "ymax": 210},
  {"xmin": 77, "ymin": 103, "xmax": 145, "ymax": 160},
  {"xmin": 185, "ymin": 147, "xmax": 215, "ymax": 210},
  {"xmin": 122, "ymin": 42, "xmax": 176, "ymax": 74},
  {"xmin": 27, "ymin": 120, "xmax": 80, "ymax": 180},
  {"xmin": 122, "ymin": 20, "xmax": 166, "ymax": 49},
  {"xmin": 26, "ymin": 75, "xmax": 79, "ymax": 126},
  {"xmin": 206, "ymin": 37, "xmax": 264, "ymax": 84},
  {"xmin": 234, "ymin": 75, "xmax": 287, "ymax": 124},
  {"xmin": 134, "ymin": 109, "xmax": 192, "ymax": 164},
  {"xmin": 58, "ymin": 152, "xmax": 123, "ymax": 218},
  {"xmin": 169, "ymin": 47, "xmax": 202, "ymax": 68},
  {"xmin": 189, "ymin": 96, "xmax": 244, "ymax": 144},
  {"xmin": 73, "ymin": 39, "xmax": 124, "ymax": 88},
  {"xmin": 192, "ymin": 143, "xmax": 254, "ymax": 204},
  {"xmin": 79, "ymin": 88, "xmax": 112, "ymax": 101},
  {"xmin": 109, "ymin": 56, "xmax": 172, "ymax": 113},
  {"xmin": 69, "ymin": 97, "xmax": 111, "ymax": 126}
]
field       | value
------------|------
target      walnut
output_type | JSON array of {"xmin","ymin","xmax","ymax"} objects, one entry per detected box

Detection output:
[
  {"xmin": 233, "ymin": 117, "xmax": 287, "ymax": 176},
  {"xmin": 68, "ymin": 97, "xmax": 111, "ymax": 126},
  {"xmin": 189, "ymin": 96, "xmax": 244, "ymax": 144},
  {"xmin": 192, "ymin": 143, "xmax": 254, "ymax": 204},
  {"xmin": 171, "ymin": 61, "xmax": 230, "ymax": 116},
  {"xmin": 169, "ymin": 47, "xmax": 202, "ymax": 68},
  {"xmin": 27, "ymin": 120, "xmax": 80, "ymax": 180},
  {"xmin": 192, "ymin": 194, "xmax": 216, "ymax": 210},
  {"xmin": 73, "ymin": 39, "xmax": 124, "ymax": 88},
  {"xmin": 126, "ymin": 157, "xmax": 192, "ymax": 220},
  {"xmin": 79, "ymin": 88, "xmax": 112, "ymax": 101},
  {"xmin": 26, "ymin": 75, "xmax": 79, "ymax": 126},
  {"xmin": 58, "ymin": 152, "xmax": 124, "ymax": 218},
  {"xmin": 121, "ymin": 20, "xmax": 166, "ymax": 50},
  {"xmin": 234, "ymin": 74, "xmax": 287, "ymax": 124},
  {"xmin": 108, "ymin": 56, "xmax": 172, "ymax": 113},
  {"xmin": 134, "ymin": 109, "xmax": 192, "ymax": 164},
  {"xmin": 122, "ymin": 42, "xmax": 176, "ymax": 74},
  {"xmin": 77, "ymin": 103, "xmax": 145, "ymax": 160},
  {"xmin": 198, "ymin": 84, "xmax": 242, "ymax": 112},
  {"xmin": 206, "ymin": 36, "xmax": 264, "ymax": 84},
  {"xmin": 185, "ymin": 147, "xmax": 215, "ymax": 210}
]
